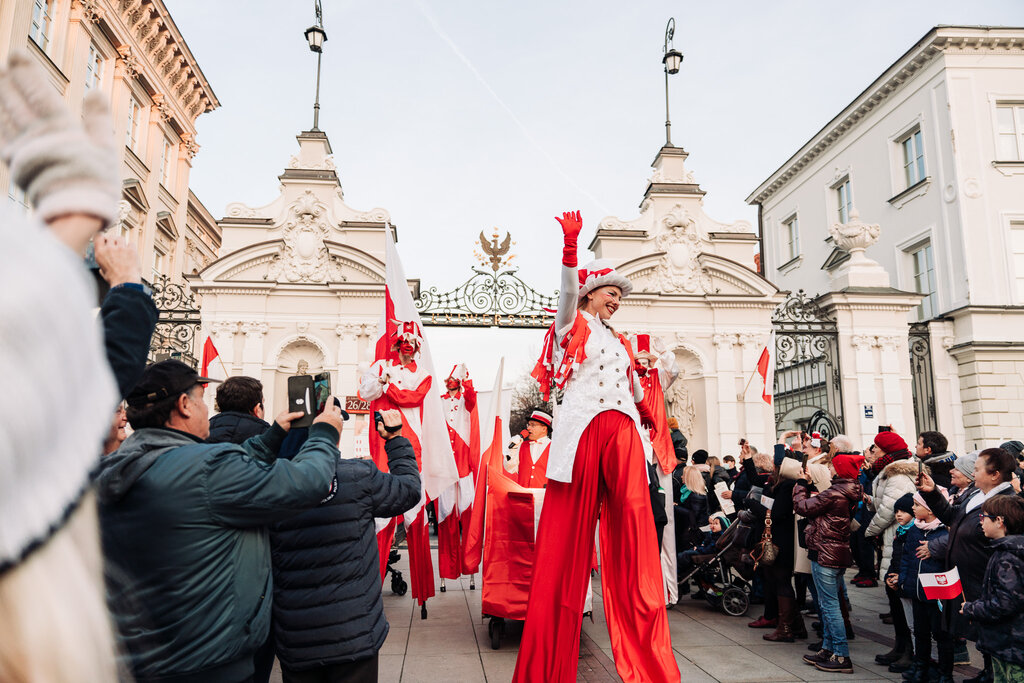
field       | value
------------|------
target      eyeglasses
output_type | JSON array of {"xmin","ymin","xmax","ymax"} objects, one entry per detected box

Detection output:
[{"xmin": 979, "ymin": 513, "xmax": 1000, "ymax": 521}]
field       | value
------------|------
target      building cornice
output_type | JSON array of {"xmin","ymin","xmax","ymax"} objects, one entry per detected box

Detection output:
[
  {"xmin": 746, "ymin": 25, "xmax": 1024, "ymax": 206},
  {"xmin": 92, "ymin": 0, "xmax": 220, "ymax": 137}
]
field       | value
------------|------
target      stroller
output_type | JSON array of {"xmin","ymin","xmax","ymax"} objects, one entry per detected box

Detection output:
[
  {"xmin": 384, "ymin": 523, "xmax": 409, "ymax": 596},
  {"xmin": 676, "ymin": 510, "xmax": 756, "ymax": 617}
]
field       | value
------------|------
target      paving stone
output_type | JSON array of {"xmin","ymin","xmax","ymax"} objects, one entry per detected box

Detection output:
[
  {"xmin": 379, "ymin": 627, "xmax": 408, "ymax": 656},
  {"xmin": 675, "ymin": 645, "xmax": 800, "ymax": 682},
  {"xmin": 398, "ymin": 654, "xmax": 485, "ymax": 682}
]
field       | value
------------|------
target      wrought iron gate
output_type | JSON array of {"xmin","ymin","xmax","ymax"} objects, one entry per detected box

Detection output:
[
  {"xmin": 148, "ymin": 274, "xmax": 202, "ymax": 369},
  {"xmin": 772, "ymin": 290, "xmax": 844, "ymax": 439},
  {"xmin": 909, "ymin": 322, "xmax": 937, "ymax": 434}
]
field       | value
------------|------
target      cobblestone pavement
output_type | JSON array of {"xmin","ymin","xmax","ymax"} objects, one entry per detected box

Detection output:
[{"xmin": 271, "ymin": 547, "xmax": 985, "ymax": 682}]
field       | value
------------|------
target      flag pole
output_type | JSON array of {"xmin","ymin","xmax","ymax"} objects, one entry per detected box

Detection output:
[{"xmin": 737, "ymin": 367, "xmax": 758, "ymax": 402}]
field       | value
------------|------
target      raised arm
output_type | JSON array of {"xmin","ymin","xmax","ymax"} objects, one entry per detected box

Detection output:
[
  {"xmin": 555, "ymin": 211, "xmax": 582, "ymax": 335},
  {"xmin": 358, "ymin": 360, "xmax": 386, "ymax": 402}
]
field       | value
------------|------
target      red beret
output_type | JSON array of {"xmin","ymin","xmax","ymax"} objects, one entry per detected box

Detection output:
[{"xmin": 873, "ymin": 431, "xmax": 907, "ymax": 454}]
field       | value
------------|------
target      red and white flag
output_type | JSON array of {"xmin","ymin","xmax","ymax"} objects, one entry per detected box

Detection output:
[
  {"xmin": 919, "ymin": 567, "xmax": 963, "ymax": 601},
  {"xmin": 369, "ymin": 226, "xmax": 459, "ymax": 501},
  {"xmin": 756, "ymin": 331, "xmax": 776, "ymax": 405},
  {"xmin": 200, "ymin": 336, "xmax": 229, "ymax": 382},
  {"xmin": 464, "ymin": 357, "xmax": 506, "ymax": 572}
]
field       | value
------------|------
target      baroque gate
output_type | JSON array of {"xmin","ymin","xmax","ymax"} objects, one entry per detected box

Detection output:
[{"xmin": 773, "ymin": 290, "xmax": 845, "ymax": 439}]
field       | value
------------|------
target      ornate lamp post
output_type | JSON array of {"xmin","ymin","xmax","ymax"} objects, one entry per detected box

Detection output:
[
  {"xmin": 662, "ymin": 18, "xmax": 683, "ymax": 147},
  {"xmin": 304, "ymin": 0, "xmax": 327, "ymax": 131}
]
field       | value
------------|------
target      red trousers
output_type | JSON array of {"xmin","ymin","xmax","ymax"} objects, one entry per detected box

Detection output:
[
  {"xmin": 437, "ymin": 502, "xmax": 461, "ymax": 580},
  {"xmin": 512, "ymin": 411, "xmax": 679, "ymax": 683}
]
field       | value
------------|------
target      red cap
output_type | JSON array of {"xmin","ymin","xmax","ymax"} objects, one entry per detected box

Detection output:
[{"xmin": 874, "ymin": 431, "xmax": 908, "ymax": 454}]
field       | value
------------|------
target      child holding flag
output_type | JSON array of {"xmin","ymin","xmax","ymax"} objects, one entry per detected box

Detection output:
[
  {"xmin": 961, "ymin": 495, "xmax": 1024, "ymax": 683},
  {"xmin": 899, "ymin": 490, "xmax": 952, "ymax": 683}
]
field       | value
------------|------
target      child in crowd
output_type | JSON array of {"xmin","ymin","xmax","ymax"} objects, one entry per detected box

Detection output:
[
  {"xmin": 899, "ymin": 490, "xmax": 952, "ymax": 683},
  {"xmin": 677, "ymin": 513, "xmax": 730, "ymax": 596},
  {"xmin": 878, "ymin": 493, "xmax": 916, "ymax": 671},
  {"xmin": 961, "ymin": 495, "xmax": 1024, "ymax": 683}
]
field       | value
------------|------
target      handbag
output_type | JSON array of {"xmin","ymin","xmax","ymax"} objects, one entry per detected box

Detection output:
[{"xmin": 751, "ymin": 511, "xmax": 780, "ymax": 569}]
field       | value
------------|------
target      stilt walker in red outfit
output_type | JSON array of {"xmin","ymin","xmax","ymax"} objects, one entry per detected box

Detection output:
[
  {"xmin": 512, "ymin": 211, "xmax": 680, "ymax": 683},
  {"xmin": 358, "ymin": 227, "xmax": 460, "ymax": 620},
  {"xmin": 438, "ymin": 364, "xmax": 480, "ymax": 591}
]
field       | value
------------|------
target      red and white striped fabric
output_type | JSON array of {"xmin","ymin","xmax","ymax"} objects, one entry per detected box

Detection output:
[
  {"xmin": 755, "ymin": 331, "xmax": 776, "ymax": 405},
  {"xmin": 200, "ymin": 336, "xmax": 229, "ymax": 382},
  {"xmin": 919, "ymin": 567, "xmax": 963, "ymax": 600}
]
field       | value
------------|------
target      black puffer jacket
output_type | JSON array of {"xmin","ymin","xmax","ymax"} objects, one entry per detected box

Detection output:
[
  {"xmin": 792, "ymin": 478, "xmax": 862, "ymax": 569},
  {"xmin": 269, "ymin": 433, "xmax": 420, "ymax": 669},
  {"xmin": 962, "ymin": 535, "xmax": 1024, "ymax": 666},
  {"xmin": 207, "ymin": 411, "xmax": 270, "ymax": 445}
]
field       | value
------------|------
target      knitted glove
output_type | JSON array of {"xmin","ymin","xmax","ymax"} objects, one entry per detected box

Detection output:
[
  {"xmin": 555, "ymin": 210, "xmax": 582, "ymax": 267},
  {"xmin": 0, "ymin": 51, "xmax": 119, "ymax": 226}
]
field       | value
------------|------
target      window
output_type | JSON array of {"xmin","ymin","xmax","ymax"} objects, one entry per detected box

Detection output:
[
  {"xmin": 1011, "ymin": 222, "xmax": 1024, "ymax": 302},
  {"xmin": 152, "ymin": 249, "xmax": 165, "ymax": 282},
  {"xmin": 836, "ymin": 178, "xmax": 852, "ymax": 224},
  {"xmin": 126, "ymin": 98, "xmax": 141, "ymax": 152},
  {"xmin": 85, "ymin": 43, "xmax": 104, "ymax": 91},
  {"xmin": 160, "ymin": 137, "xmax": 175, "ymax": 188},
  {"xmin": 996, "ymin": 103, "xmax": 1024, "ymax": 161},
  {"xmin": 900, "ymin": 128, "xmax": 926, "ymax": 187},
  {"xmin": 783, "ymin": 215, "xmax": 800, "ymax": 262},
  {"xmin": 30, "ymin": 0, "xmax": 52, "ymax": 52},
  {"xmin": 911, "ymin": 243, "xmax": 937, "ymax": 320}
]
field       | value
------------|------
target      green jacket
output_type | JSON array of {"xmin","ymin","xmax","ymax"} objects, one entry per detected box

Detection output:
[{"xmin": 95, "ymin": 422, "xmax": 339, "ymax": 683}]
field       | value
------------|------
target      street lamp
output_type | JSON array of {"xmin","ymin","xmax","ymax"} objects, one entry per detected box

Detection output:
[
  {"xmin": 662, "ymin": 17, "xmax": 683, "ymax": 147},
  {"xmin": 304, "ymin": 0, "xmax": 327, "ymax": 130}
]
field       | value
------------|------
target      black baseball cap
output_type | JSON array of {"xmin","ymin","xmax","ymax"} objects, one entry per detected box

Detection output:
[{"xmin": 126, "ymin": 360, "xmax": 220, "ymax": 408}]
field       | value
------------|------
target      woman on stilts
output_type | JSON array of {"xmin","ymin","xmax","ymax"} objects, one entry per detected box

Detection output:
[{"xmin": 512, "ymin": 211, "xmax": 680, "ymax": 683}]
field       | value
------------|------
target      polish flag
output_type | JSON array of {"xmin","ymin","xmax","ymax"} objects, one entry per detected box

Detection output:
[
  {"xmin": 463, "ymin": 358, "xmax": 505, "ymax": 572},
  {"xmin": 756, "ymin": 331, "xmax": 776, "ymax": 405},
  {"xmin": 919, "ymin": 567, "xmax": 963, "ymax": 600},
  {"xmin": 200, "ymin": 336, "xmax": 228, "ymax": 382}
]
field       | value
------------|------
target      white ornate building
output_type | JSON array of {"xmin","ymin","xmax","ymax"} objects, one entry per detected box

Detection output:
[
  {"xmin": 187, "ymin": 130, "xmax": 392, "ymax": 456},
  {"xmin": 747, "ymin": 25, "xmax": 1024, "ymax": 450},
  {"xmin": 1, "ymin": 0, "xmax": 221, "ymax": 281}
]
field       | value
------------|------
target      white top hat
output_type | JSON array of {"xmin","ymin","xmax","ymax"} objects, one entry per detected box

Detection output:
[{"xmin": 577, "ymin": 259, "xmax": 633, "ymax": 301}]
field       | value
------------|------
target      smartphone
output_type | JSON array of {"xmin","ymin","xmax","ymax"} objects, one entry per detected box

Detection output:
[
  {"xmin": 917, "ymin": 458, "xmax": 924, "ymax": 485},
  {"xmin": 878, "ymin": 425, "xmax": 893, "ymax": 433},
  {"xmin": 288, "ymin": 375, "xmax": 315, "ymax": 428}
]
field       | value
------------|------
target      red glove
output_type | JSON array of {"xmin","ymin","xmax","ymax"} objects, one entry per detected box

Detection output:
[
  {"xmin": 636, "ymin": 400, "xmax": 655, "ymax": 430},
  {"xmin": 555, "ymin": 210, "xmax": 582, "ymax": 267}
]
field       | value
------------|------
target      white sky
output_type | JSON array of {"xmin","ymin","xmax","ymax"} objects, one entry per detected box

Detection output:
[{"xmin": 168, "ymin": 0, "xmax": 1023, "ymax": 388}]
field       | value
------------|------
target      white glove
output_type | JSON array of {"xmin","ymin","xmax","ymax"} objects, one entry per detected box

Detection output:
[{"xmin": 0, "ymin": 51, "xmax": 119, "ymax": 226}]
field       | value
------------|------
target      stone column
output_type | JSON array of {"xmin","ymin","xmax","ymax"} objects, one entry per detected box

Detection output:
[
  {"xmin": 821, "ymin": 210, "xmax": 921, "ymax": 446},
  {"xmin": 240, "ymin": 322, "xmax": 269, "ymax": 378},
  {"xmin": 335, "ymin": 323, "xmax": 362, "ymax": 395},
  {"xmin": 713, "ymin": 333, "xmax": 740, "ymax": 455},
  {"xmin": 209, "ymin": 321, "xmax": 239, "ymax": 373}
]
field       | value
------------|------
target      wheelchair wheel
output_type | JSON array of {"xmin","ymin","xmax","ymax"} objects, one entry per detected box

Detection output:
[
  {"xmin": 720, "ymin": 586, "xmax": 749, "ymax": 617},
  {"xmin": 488, "ymin": 618, "xmax": 504, "ymax": 650}
]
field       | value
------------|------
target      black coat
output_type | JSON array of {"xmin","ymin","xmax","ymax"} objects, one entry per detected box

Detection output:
[
  {"xmin": 670, "ymin": 429, "xmax": 687, "ymax": 461},
  {"xmin": 207, "ymin": 411, "xmax": 270, "ymax": 445},
  {"xmin": 922, "ymin": 482, "xmax": 1014, "ymax": 638},
  {"xmin": 269, "ymin": 433, "xmax": 421, "ymax": 669},
  {"xmin": 101, "ymin": 284, "xmax": 157, "ymax": 398},
  {"xmin": 962, "ymin": 535, "xmax": 1024, "ymax": 666}
]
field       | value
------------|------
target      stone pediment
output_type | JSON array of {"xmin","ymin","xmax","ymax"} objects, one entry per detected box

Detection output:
[
  {"xmin": 619, "ymin": 251, "xmax": 780, "ymax": 297},
  {"xmin": 195, "ymin": 239, "xmax": 384, "ymax": 285}
]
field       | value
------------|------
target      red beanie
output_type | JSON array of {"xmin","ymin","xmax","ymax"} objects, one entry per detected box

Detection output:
[
  {"xmin": 832, "ymin": 453, "xmax": 865, "ymax": 479},
  {"xmin": 873, "ymin": 431, "xmax": 907, "ymax": 454}
]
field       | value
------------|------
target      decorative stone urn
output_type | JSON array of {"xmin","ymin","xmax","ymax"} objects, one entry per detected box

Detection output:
[{"xmin": 828, "ymin": 208, "xmax": 891, "ymax": 288}]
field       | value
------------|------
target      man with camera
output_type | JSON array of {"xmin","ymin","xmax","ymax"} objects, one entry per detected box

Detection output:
[
  {"xmin": 269, "ymin": 409, "xmax": 421, "ymax": 683},
  {"xmin": 95, "ymin": 359, "xmax": 345, "ymax": 683}
]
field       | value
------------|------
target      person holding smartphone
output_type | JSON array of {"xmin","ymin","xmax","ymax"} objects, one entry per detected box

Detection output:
[{"xmin": 269, "ymin": 409, "xmax": 420, "ymax": 683}]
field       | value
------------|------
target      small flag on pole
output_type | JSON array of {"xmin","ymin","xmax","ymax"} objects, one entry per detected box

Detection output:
[
  {"xmin": 756, "ymin": 331, "xmax": 776, "ymax": 405},
  {"xmin": 200, "ymin": 337, "xmax": 228, "ymax": 382},
  {"xmin": 919, "ymin": 567, "xmax": 963, "ymax": 601}
]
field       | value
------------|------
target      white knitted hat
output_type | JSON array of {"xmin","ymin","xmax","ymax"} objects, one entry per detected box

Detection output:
[
  {"xmin": 577, "ymin": 259, "xmax": 633, "ymax": 301},
  {"xmin": 0, "ymin": 207, "xmax": 117, "ymax": 573}
]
